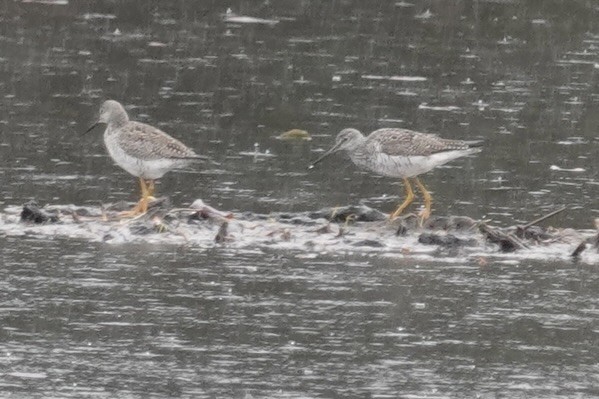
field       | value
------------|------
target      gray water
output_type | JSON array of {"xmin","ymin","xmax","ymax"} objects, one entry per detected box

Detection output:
[{"xmin": 1, "ymin": 0, "xmax": 599, "ymax": 397}]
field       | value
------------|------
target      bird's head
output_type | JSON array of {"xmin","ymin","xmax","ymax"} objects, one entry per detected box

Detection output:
[
  {"xmin": 309, "ymin": 128, "xmax": 364, "ymax": 168},
  {"xmin": 85, "ymin": 100, "xmax": 128, "ymax": 134}
]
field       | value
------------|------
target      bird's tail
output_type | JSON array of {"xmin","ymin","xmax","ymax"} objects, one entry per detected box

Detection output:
[{"xmin": 179, "ymin": 154, "xmax": 222, "ymax": 167}]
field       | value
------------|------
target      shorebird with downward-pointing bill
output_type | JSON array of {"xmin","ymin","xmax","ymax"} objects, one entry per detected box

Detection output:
[{"xmin": 309, "ymin": 127, "xmax": 482, "ymax": 222}]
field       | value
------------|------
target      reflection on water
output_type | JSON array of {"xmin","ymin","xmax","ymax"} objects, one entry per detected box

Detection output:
[{"xmin": 1, "ymin": 0, "xmax": 599, "ymax": 397}]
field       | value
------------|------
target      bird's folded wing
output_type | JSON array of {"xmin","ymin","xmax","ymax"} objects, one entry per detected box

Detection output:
[
  {"xmin": 117, "ymin": 122, "xmax": 199, "ymax": 160},
  {"xmin": 371, "ymin": 128, "xmax": 469, "ymax": 157}
]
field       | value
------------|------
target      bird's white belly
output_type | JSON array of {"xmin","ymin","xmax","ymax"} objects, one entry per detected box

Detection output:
[
  {"xmin": 104, "ymin": 133, "xmax": 184, "ymax": 180},
  {"xmin": 368, "ymin": 154, "xmax": 431, "ymax": 177},
  {"xmin": 354, "ymin": 149, "xmax": 476, "ymax": 178}
]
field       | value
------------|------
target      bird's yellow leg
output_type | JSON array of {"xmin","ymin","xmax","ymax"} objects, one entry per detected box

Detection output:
[
  {"xmin": 146, "ymin": 179, "xmax": 155, "ymax": 198},
  {"xmin": 142, "ymin": 179, "xmax": 158, "ymax": 213},
  {"xmin": 137, "ymin": 179, "xmax": 156, "ymax": 214},
  {"xmin": 119, "ymin": 177, "xmax": 149, "ymax": 217},
  {"xmin": 390, "ymin": 177, "xmax": 416, "ymax": 219},
  {"xmin": 413, "ymin": 177, "xmax": 432, "ymax": 222},
  {"xmin": 139, "ymin": 177, "xmax": 149, "ymax": 199}
]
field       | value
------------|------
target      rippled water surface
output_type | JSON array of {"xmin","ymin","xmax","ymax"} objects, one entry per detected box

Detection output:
[{"xmin": 1, "ymin": 0, "xmax": 599, "ymax": 397}]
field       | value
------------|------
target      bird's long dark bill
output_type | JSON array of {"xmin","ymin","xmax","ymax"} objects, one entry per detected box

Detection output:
[
  {"xmin": 308, "ymin": 143, "xmax": 341, "ymax": 169},
  {"xmin": 180, "ymin": 155, "xmax": 211, "ymax": 161},
  {"xmin": 84, "ymin": 122, "xmax": 99, "ymax": 134}
]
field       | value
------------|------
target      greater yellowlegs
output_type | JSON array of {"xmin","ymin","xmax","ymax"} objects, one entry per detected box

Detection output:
[
  {"xmin": 310, "ymin": 128, "xmax": 482, "ymax": 221},
  {"xmin": 86, "ymin": 100, "xmax": 203, "ymax": 215}
]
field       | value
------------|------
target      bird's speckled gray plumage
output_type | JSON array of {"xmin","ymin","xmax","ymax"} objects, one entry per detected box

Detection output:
[
  {"xmin": 114, "ymin": 121, "xmax": 199, "ymax": 161},
  {"xmin": 368, "ymin": 128, "xmax": 476, "ymax": 157}
]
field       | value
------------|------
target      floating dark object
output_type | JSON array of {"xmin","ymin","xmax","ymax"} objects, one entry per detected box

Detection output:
[
  {"xmin": 129, "ymin": 220, "xmax": 161, "ymax": 235},
  {"xmin": 309, "ymin": 205, "xmax": 387, "ymax": 222},
  {"xmin": 396, "ymin": 214, "xmax": 477, "ymax": 236},
  {"xmin": 396, "ymin": 223, "xmax": 408, "ymax": 236},
  {"xmin": 20, "ymin": 201, "xmax": 59, "ymax": 224},
  {"xmin": 353, "ymin": 239, "xmax": 385, "ymax": 248},
  {"xmin": 418, "ymin": 233, "xmax": 477, "ymax": 248},
  {"xmin": 479, "ymin": 223, "xmax": 528, "ymax": 252},
  {"xmin": 396, "ymin": 214, "xmax": 419, "ymax": 236},
  {"xmin": 571, "ymin": 217, "xmax": 599, "ymax": 259},
  {"xmin": 518, "ymin": 225, "xmax": 552, "ymax": 242},
  {"xmin": 215, "ymin": 221, "xmax": 229, "ymax": 243},
  {"xmin": 571, "ymin": 241, "xmax": 587, "ymax": 258},
  {"xmin": 278, "ymin": 129, "xmax": 311, "ymax": 141}
]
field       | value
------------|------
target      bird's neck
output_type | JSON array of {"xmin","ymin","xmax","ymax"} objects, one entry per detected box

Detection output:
[
  {"xmin": 108, "ymin": 110, "xmax": 129, "ymax": 129},
  {"xmin": 346, "ymin": 136, "xmax": 370, "ymax": 167},
  {"xmin": 347, "ymin": 136, "xmax": 367, "ymax": 157}
]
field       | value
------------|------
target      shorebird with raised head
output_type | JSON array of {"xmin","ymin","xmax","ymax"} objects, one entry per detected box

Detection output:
[
  {"xmin": 86, "ymin": 100, "xmax": 204, "ymax": 216},
  {"xmin": 310, "ymin": 127, "xmax": 482, "ymax": 222}
]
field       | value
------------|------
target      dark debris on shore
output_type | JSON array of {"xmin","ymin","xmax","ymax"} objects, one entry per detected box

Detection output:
[{"xmin": 11, "ymin": 199, "xmax": 598, "ymax": 261}]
